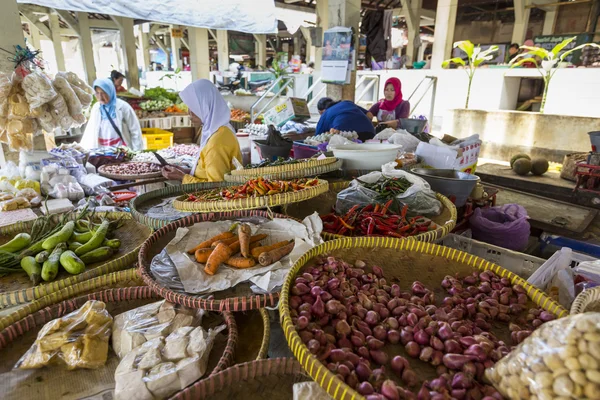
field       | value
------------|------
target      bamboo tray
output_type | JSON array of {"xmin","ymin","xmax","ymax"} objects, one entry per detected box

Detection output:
[
  {"xmin": 138, "ymin": 211, "xmax": 300, "ymax": 312},
  {"xmin": 172, "ymin": 358, "xmax": 309, "ymax": 400},
  {"xmin": 571, "ymin": 286, "xmax": 600, "ymax": 313},
  {"xmin": 279, "ymin": 238, "xmax": 567, "ymax": 400},
  {"xmin": 172, "ymin": 179, "xmax": 329, "ymax": 212},
  {"xmin": 0, "ymin": 212, "xmax": 152, "ymax": 308},
  {"xmin": 224, "ymin": 159, "xmax": 343, "ymax": 183},
  {"xmin": 98, "ymin": 162, "xmax": 162, "ymax": 180},
  {"xmin": 230, "ymin": 157, "xmax": 339, "ymax": 175},
  {"xmin": 0, "ymin": 287, "xmax": 237, "ymax": 400},
  {"xmin": 234, "ymin": 308, "xmax": 271, "ymax": 362}
]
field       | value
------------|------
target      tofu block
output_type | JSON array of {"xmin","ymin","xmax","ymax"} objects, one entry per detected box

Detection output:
[
  {"xmin": 142, "ymin": 323, "xmax": 169, "ymax": 341},
  {"xmin": 85, "ymin": 309, "xmax": 112, "ymax": 328},
  {"xmin": 163, "ymin": 336, "xmax": 190, "ymax": 361},
  {"xmin": 120, "ymin": 331, "xmax": 146, "ymax": 356},
  {"xmin": 114, "ymin": 369, "xmax": 154, "ymax": 400},
  {"xmin": 80, "ymin": 334, "xmax": 109, "ymax": 368},
  {"xmin": 156, "ymin": 308, "xmax": 176, "ymax": 324},
  {"xmin": 144, "ymin": 362, "xmax": 181, "ymax": 398},
  {"xmin": 60, "ymin": 341, "xmax": 82, "ymax": 370},
  {"xmin": 115, "ymin": 349, "xmax": 138, "ymax": 375},
  {"xmin": 38, "ymin": 332, "xmax": 68, "ymax": 352},
  {"xmin": 17, "ymin": 345, "xmax": 53, "ymax": 369},
  {"xmin": 165, "ymin": 314, "xmax": 193, "ymax": 335},
  {"xmin": 176, "ymin": 356, "xmax": 203, "ymax": 389},
  {"xmin": 137, "ymin": 347, "xmax": 162, "ymax": 370},
  {"xmin": 187, "ymin": 326, "xmax": 208, "ymax": 356}
]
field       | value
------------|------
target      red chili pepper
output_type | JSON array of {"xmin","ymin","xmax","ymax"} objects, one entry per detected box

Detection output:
[
  {"xmin": 401, "ymin": 204, "xmax": 409, "ymax": 219},
  {"xmin": 381, "ymin": 199, "xmax": 394, "ymax": 215},
  {"xmin": 384, "ymin": 230, "xmax": 405, "ymax": 238},
  {"xmin": 338, "ymin": 217, "xmax": 355, "ymax": 230}
]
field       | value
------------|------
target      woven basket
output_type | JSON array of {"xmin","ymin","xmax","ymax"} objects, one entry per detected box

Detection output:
[
  {"xmin": 172, "ymin": 179, "xmax": 329, "ymax": 212},
  {"xmin": 98, "ymin": 162, "xmax": 163, "ymax": 180},
  {"xmin": 171, "ymin": 357, "xmax": 309, "ymax": 400},
  {"xmin": 230, "ymin": 157, "xmax": 338, "ymax": 176},
  {"xmin": 138, "ymin": 212, "xmax": 299, "ymax": 311},
  {"xmin": 224, "ymin": 159, "xmax": 343, "ymax": 183},
  {"xmin": 0, "ymin": 287, "xmax": 237, "ymax": 398},
  {"xmin": 0, "ymin": 212, "xmax": 152, "ymax": 308},
  {"xmin": 571, "ymin": 286, "xmax": 600, "ymax": 313},
  {"xmin": 279, "ymin": 238, "xmax": 567, "ymax": 400},
  {"xmin": 234, "ymin": 308, "xmax": 271, "ymax": 362}
]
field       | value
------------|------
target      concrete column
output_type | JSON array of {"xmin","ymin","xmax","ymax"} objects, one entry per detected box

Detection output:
[
  {"xmin": 293, "ymin": 33, "xmax": 300, "ymax": 57},
  {"xmin": 431, "ymin": 0, "xmax": 458, "ymax": 69},
  {"xmin": 314, "ymin": 0, "xmax": 329, "ymax": 71},
  {"xmin": 402, "ymin": 0, "xmax": 423, "ymax": 64},
  {"xmin": 77, "ymin": 12, "xmax": 96, "ymax": 85},
  {"xmin": 418, "ymin": 43, "xmax": 426, "ymax": 62},
  {"xmin": 299, "ymin": 27, "xmax": 314, "ymax": 63},
  {"xmin": 138, "ymin": 31, "xmax": 151, "ymax": 72},
  {"xmin": 542, "ymin": 8, "xmax": 558, "ymax": 35},
  {"xmin": 216, "ymin": 30, "xmax": 229, "ymax": 72},
  {"xmin": 114, "ymin": 17, "xmax": 140, "ymax": 90},
  {"xmin": 170, "ymin": 25, "xmax": 183, "ymax": 70},
  {"xmin": 29, "ymin": 23, "xmax": 42, "ymax": 50},
  {"xmin": 189, "ymin": 27, "xmax": 210, "ymax": 80},
  {"xmin": 512, "ymin": 0, "xmax": 531, "ymax": 44},
  {"xmin": 254, "ymin": 34, "xmax": 267, "ymax": 67},
  {"xmin": 49, "ymin": 13, "xmax": 66, "ymax": 71}
]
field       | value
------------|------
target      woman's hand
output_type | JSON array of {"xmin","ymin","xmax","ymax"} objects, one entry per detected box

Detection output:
[
  {"xmin": 381, "ymin": 120, "xmax": 399, "ymax": 129},
  {"xmin": 162, "ymin": 165, "xmax": 189, "ymax": 181}
]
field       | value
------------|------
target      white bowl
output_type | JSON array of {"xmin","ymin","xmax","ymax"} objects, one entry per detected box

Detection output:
[{"xmin": 330, "ymin": 143, "xmax": 402, "ymax": 170}]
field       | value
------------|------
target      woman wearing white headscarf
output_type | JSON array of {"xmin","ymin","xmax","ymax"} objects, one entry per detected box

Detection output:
[{"xmin": 162, "ymin": 79, "xmax": 242, "ymax": 183}]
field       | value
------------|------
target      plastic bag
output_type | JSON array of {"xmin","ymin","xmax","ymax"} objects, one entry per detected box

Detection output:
[
  {"xmin": 112, "ymin": 300, "xmax": 204, "ymax": 359},
  {"xmin": 48, "ymin": 181, "xmax": 85, "ymax": 201},
  {"xmin": 22, "ymin": 71, "xmax": 57, "ymax": 109},
  {"xmin": 15, "ymin": 300, "xmax": 112, "ymax": 370},
  {"xmin": 373, "ymin": 127, "xmax": 398, "ymax": 141},
  {"xmin": 0, "ymin": 196, "xmax": 30, "ymax": 211},
  {"xmin": 78, "ymin": 173, "xmax": 115, "ymax": 196},
  {"xmin": 336, "ymin": 163, "xmax": 442, "ymax": 217},
  {"xmin": 113, "ymin": 324, "xmax": 226, "ymax": 400},
  {"xmin": 470, "ymin": 204, "xmax": 530, "ymax": 251},
  {"xmin": 485, "ymin": 312, "xmax": 600, "ymax": 400},
  {"xmin": 387, "ymin": 130, "xmax": 422, "ymax": 153}
]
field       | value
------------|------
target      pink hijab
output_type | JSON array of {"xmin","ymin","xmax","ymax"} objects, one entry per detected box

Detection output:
[{"xmin": 379, "ymin": 77, "xmax": 403, "ymax": 112}]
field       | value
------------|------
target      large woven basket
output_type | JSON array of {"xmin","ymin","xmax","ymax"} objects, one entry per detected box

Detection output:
[
  {"xmin": 571, "ymin": 286, "xmax": 600, "ymax": 313},
  {"xmin": 171, "ymin": 357, "xmax": 309, "ymax": 400},
  {"xmin": 0, "ymin": 287, "xmax": 237, "ymax": 400},
  {"xmin": 225, "ymin": 158, "xmax": 343, "ymax": 183},
  {"xmin": 279, "ymin": 237, "xmax": 567, "ymax": 400},
  {"xmin": 138, "ymin": 211, "xmax": 299, "ymax": 311},
  {"xmin": 172, "ymin": 179, "xmax": 329, "ymax": 212},
  {"xmin": 98, "ymin": 162, "xmax": 162, "ymax": 180},
  {"xmin": 0, "ymin": 212, "xmax": 152, "ymax": 308},
  {"xmin": 234, "ymin": 308, "xmax": 271, "ymax": 362}
]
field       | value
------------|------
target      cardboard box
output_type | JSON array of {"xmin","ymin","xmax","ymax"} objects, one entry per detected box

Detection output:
[
  {"xmin": 415, "ymin": 140, "xmax": 481, "ymax": 173},
  {"xmin": 263, "ymin": 98, "xmax": 310, "ymax": 127}
]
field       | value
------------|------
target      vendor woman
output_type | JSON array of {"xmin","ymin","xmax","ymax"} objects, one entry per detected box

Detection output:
[
  {"xmin": 315, "ymin": 98, "xmax": 375, "ymax": 141},
  {"xmin": 366, "ymin": 77, "xmax": 410, "ymax": 129},
  {"xmin": 161, "ymin": 79, "xmax": 242, "ymax": 183}
]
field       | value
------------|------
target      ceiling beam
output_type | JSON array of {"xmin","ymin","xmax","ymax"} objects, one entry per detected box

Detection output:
[
  {"xmin": 18, "ymin": 4, "xmax": 49, "ymax": 14},
  {"xmin": 20, "ymin": 11, "xmax": 52, "ymax": 40},
  {"xmin": 275, "ymin": 1, "xmax": 315, "ymax": 13},
  {"xmin": 54, "ymin": 9, "xmax": 80, "ymax": 36}
]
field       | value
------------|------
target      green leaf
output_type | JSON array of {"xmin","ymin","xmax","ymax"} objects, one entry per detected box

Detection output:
[
  {"xmin": 454, "ymin": 40, "xmax": 474, "ymax": 57},
  {"xmin": 478, "ymin": 46, "xmax": 499, "ymax": 59},
  {"xmin": 509, "ymin": 56, "xmax": 539, "ymax": 69},
  {"xmin": 175, "ymin": 67, "xmax": 182, "ymax": 74},
  {"xmin": 551, "ymin": 37, "xmax": 576, "ymax": 57},
  {"xmin": 473, "ymin": 54, "xmax": 496, "ymax": 67},
  {"xmin": 560, "ymin": 43, "xmax": 600, "ymax": 61},
  {"xmin": 442, "ymin": 57, "xmax": 466, "ymax": 68},
  {"xmin": 519, "ymin": 46, "xmax": 551, "ymax": 60}
]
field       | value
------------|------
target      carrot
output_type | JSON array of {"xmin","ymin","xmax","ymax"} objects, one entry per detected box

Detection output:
[
  {"xmin": 187, "ymin": 231, "xmax": 234, "ymax": 254},
  {"xmin": 194, "ymin": 248, "xmax": 213, "ymax": 263},
  {"xmin": 226, "ymin": 256, "xmax": 256, "ymax": 269},
  {"xmin": 258, "ymin": 241, "xmax": 295, "ymax": 266},
  {"xmin": 211, "ymin": 235, "xmax": 239, "ymax": 248},
  {"xmin": 251, "ymin": 240, "xmax": 292, "ymax": 259},
  {"xmin": 229, "ymin": 234, "xmax": 268, "ymax": 254},
  {"xmin": 238, "ymin": 224, "xmax": 252, "ymax": 258},
  {"xmin": 204, "ymin": 243, "xmax": 233, "ymax": 275}
]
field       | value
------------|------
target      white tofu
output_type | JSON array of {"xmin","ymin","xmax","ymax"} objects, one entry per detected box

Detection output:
[
  {"xmin": 120, "ymin": 331, "xmax": 147, "ymax": 356},
  {"xmin": 186, "ymin": 326, "xmax": 208, "ymax": 356},
  {"xmin": 176, "ymin": 356, "xmax": 203, "ymax": 389},
  {"xmin": 156, "ymin": 308, "xmax": 176, "ymax": 324},
  {"xmin": 114, "ymin": 369, "xmax": 154, "ymax": 400},
  {"xmin": 142, "ymin": 323, "xmax": 169, "ymax": 341},
  {"xmin": 137, "ymin": 347, "xmax": 163, "ymax": 370},
  {"xmin": 165, "ymin": 313, "xmax": 193, "ymax": 335},
  {"xmin": 115, "ymin": 350, "xmax": 139, "ymax": 376},
  {"xmin": 167, "ymin": 326, "xmax": 194, "ymax": 340},
  {"xmin": 163, "ymin": 336, "xmax": 190, "ymax": 361},
  {"xmin": 158, "ymin": 301, "xmax": 176, "ymax": 314},
  {"xmin": 138, "ymin": 301, "xmax": 163, "ymax": 316},
  {"xmin": 144, "ymin": 362, "xmax": 181, "ymax": 398}
]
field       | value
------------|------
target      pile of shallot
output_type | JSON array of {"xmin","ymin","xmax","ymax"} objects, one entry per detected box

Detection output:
[{"xmin": 288, "ymin": 256, "xmax": 555, "ymax": 399}]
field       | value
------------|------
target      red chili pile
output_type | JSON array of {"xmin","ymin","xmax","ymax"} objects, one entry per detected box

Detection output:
[
  {"xmin": 321, "ymin": 201, "xmax": 437, "ymax": 238},
  {"xmin": 289, "ymin": 256, "xmax": 555, "ymax": 399}
]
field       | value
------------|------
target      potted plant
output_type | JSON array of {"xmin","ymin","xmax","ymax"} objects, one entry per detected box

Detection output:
[
  {"xmin": 509, "ymin": 37, "xmax": 600, "ymax": 113},
  {"xmin": 442, "ymin": 40, "xmax": 498, "ymax": 108}
]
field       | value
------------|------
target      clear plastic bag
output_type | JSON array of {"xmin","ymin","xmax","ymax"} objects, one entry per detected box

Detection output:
[
  {"xmin": 388, "ymin": 130, "xmax": 422, "ymax": 153},
  {"xmin": 22, "ymin": 71, "xmax": 57, "ymax": 109},
  {"xmin": 15, "ymin": 300, "xmax": 112, "ymax": 370},
  {"xmin": 485, "ymin": 312, "xmax": 600, "ymax": 400}
]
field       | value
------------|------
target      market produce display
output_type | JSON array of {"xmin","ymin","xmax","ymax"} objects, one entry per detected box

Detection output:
[
  {"xmin": 164, "ymin": 104, "xmax": 188, "ymax": 114},
  {"xmin": 183, "ymin": 178, "xmax": 320, "ymax": 202},
  {"xmin": 98, "ymin": 162, "xmax": 162, "ymax": 179},
  {"xmin": 357, "ymin": 176, "xmax": 413, "ymax": 202},
  {"xmin": 230, "ymin": 108, "xmax": 250, "ymax": 122},
  {"xmin": 510, "ymin": 153, "xmax": 550, "ymax": 176},
  {"xmin": 321, "ymin": 201, "xmax": 438, "ymax": 237},
  {"xmin": 244, "ymin": 157, "xmax": 302, "ymax": 169},
  {"xmin": 304, "ymin": 131, "xmax": 359, "ymax": 146},
  {"xmin": 286, "ymin": 255, "xmax": 557, "ymax": 399},
  {"xmin": 163, "ymin": 144, "xmax": 200, "ymax": 158}
]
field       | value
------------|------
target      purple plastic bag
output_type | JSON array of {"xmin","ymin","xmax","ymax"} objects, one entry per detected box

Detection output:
[{"xmin": 469, "ymin": 204, "xmax": 530, "ymax": 251}]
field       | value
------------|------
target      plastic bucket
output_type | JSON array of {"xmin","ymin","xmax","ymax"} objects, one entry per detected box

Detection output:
[{"xmin": 589, "ymin": 131, "xmax": 600, "ymax": 152}]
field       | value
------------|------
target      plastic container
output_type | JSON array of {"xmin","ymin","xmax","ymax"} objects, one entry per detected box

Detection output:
[
  {"xmin": 140, "ymin": 117, "xmax": 172, "ymax": 130},
  {"xmin": 142, "ymin": 128, "xmax": 174, "ymax": 150},
  {"xmin": 411, "ymin": 168, "xmax": 480, "ymax": 206},
  {"xmin": 292, "ymin": 141, "xmax": 320, "ymax": 159},
  {"xmin": 589, "ymin": 131, "xmax": 600, "ymax": 152},
  {"xmin": 171, "ymin": 114, "xmax": 191, "ymax": 128},
  {"xmin": 330, "ymin": 143, "xmax": 401, "ymax": 170},
  {"xmin": 540, "ymin": 233, "xmax": 600, "ymax": 260},
  {"xmin": 253, "ymin": 140, "xmax": 292, "ymax": 161}
]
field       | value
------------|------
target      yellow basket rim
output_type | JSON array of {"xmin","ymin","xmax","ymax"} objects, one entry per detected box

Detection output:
[
  {"xmin": 230, "ymin": 158, "xmax": 338, "ymax": 176},
  {"xmin": 224, "ymin": 159, "xmax": 343, "ymax": 183}
]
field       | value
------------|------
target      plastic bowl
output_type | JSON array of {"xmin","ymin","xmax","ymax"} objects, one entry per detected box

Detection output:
[
  {"xmin": 330, "ymin": 143, "xmax": 401, "ymax": 171},
  {"xmin": 411, "ymin": 168, "xmax": 480, "ymax": 207}
]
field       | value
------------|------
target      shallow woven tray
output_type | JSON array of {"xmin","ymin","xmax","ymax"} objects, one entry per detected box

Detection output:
[
  {"xmin": 230, "ymin": 157, "xmax": 338, "ymax": 177},
  {"xmin": 234, "ymin": 308, "xmax": 270, "ymax": 362},
  {"xmin": 279, "ymin": 237, "xmax": 567, "ymax": 400},
  {"xmin": 172, "ymin": 357, "xmax": 308, "ymax": 400},
  {"xmin": 0, "ymin": 287, "xmax": 237, "ymax": 400},
  {"xmin": 172, "ymin": 179, "xmax": 329, "ymax": 212},
  {"xmin": 98, "ymin": 162, "xmax": 162, "ymax": 180},
  {"xmin": 224, "ymin": 159, "xmax": 344, "ymax": 183},
  {"xmin": 138, "ymin": 211, "xmax": 299, "ymax": 311},
  {"xmin": 0, "ymin": 212, "xmax": 152, "ymax": 308},
  {"xmin": 571, "ymin": 286, "xmax": 600, "ymax": 313}
]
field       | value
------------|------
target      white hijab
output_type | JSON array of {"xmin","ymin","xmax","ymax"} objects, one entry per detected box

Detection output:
[{"xmin": 179, "ymin": 79, "xmax": 233, "ymax": 150}]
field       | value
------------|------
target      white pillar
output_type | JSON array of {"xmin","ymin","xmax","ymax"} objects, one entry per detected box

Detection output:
[
  {"xmin": 314, "ymin": 0, "xmax": 329, "ymax": 71},
  {"xmin": 170, "ymin": 25, "xmax": 183, "ymax": 70},
  {"xmin": 403, "ymin": 0, "xmax": 423, "ymax": 64},
  {"xmin": 49, "ymin": 13, "xmax": 66, "ymax": 71},
  {"xmin": 542, "ymin": 8, "xmax": 557, "ymax": 35},
  {"xmin": 299, "ymin": 27, "xmax": 313, "ymax": 63},
  {"xmin": 512, "ymin": 0, "xmax": 531, "ymax": 44},
  {"xmin": 431, "ymin": 0, "xmax": 458, "ymax": 69},
  {"xmin": 293, "ymin": 33, "xmax": 300, "ymax": 57},
  {"xmin": 29, "ymin": 23, "xmax": 42, "ymax": 50},
  {"xmin": 138, "ymin": 31, "xmax": 151, "ymax": 72},
  {"xmin": 254, "ymin": 34, "xmax": 267, "ymax": 67},
  {"xmin": 114, "ymin": 17, "xmax": 140, "ymax": 90},
  {"xmin": 216, "ymin": 30, "xmax": 229, "ymax": 72},
  {"xmin": 77, "ymin": 12, "xmax": 96, "ymax": 85},
  {"xmin": 189, "ymin": 27, "xmax": 210, "ymax": 80}
]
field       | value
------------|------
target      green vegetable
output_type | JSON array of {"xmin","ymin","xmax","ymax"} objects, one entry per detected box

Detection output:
[
  {"xmin": 72, "ymin": 231, "xmax": 93, "ymax": 243},
  {"xmin": 0, "ymin": 233, "xmax": 32, "ymax": 253},
  {"xmin": 68, "ymin": 242, "xmax": 83, "ymax": 252},
  {"xmin": 75, "ymin": 221, "xmax": 109, "ymax": 256},
  {"xmin": 79, "ymin": 247, "xmax": 114, "ymax": 264},
  {"xmin": 42, "ymin": 221, "xmax": 75, "ymax": 251},
  {"xmin": 42, "ymin": 243, "xmax": 66, "ymax": 282},
  {"xmin": 102, "ymin": 239, "xmax": 121, "ymax": 249},
  {"xmin": 20, "ymin": 256, "xmax": 41, "ymax": 285},
  {"xmin": 59, "ymin": 251, "xmax": 86, "ymax": 275},
  {"xmin": 17, "ymin": 240, "xmax": 45, "ymax": 260},
  {"xmin": 35, "ymin": 251, "xmax": 49, "ymax": 263}
]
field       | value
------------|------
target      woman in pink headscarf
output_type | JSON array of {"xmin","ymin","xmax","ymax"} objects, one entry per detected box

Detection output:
[{"xmin": 366, "ymin": 77, "xmax": 410, "ymax": 129}]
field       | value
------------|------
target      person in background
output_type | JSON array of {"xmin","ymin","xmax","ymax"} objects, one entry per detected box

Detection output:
[
  {"xmin": 366, "ymin": 77, "xmax": 410, "ymax": 129},
  {"xmin": 162, "ymin": 79, "xmax": 242, "ymax": 183},
  {"xmin": 507, "ymin": 43, "xmax": 520, "ymax": 63},
  {"xmin": 110, "ymin": 70, "xmax": 127, "ymax": 92},
  {"xmin": 315, "ymin": 97, "xmax": 375, "ymax": 141},
  {"xmin": 81, "ymin": 78, "xmax": 143, "ymax": 150}
]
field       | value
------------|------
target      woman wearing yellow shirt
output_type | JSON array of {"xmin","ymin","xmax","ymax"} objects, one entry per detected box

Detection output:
[{"xmin": 162, "ymin": 79, "xmax": 242, "ymax": 183}]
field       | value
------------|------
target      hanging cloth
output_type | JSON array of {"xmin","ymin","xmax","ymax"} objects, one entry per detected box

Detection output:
[{"xmin": 360, "ymin": 10, "xmax": 387, "ymax": 68}]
